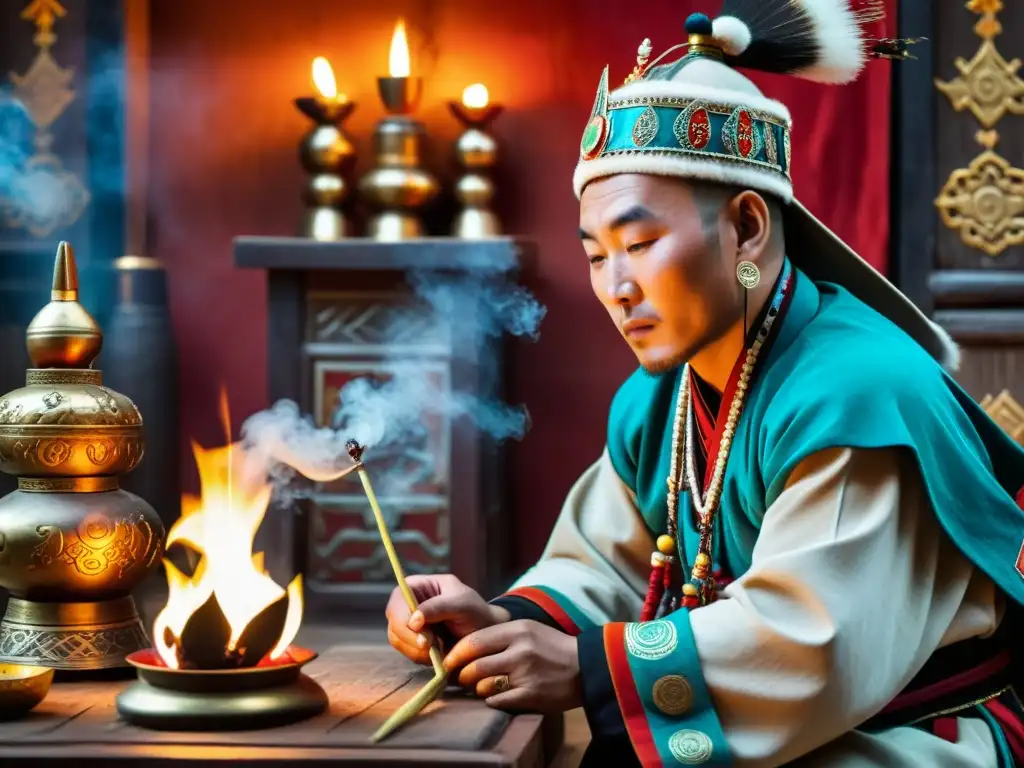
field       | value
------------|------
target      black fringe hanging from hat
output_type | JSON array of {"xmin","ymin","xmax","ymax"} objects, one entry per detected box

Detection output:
[{"xmin": 712, "ymin": 0, "xmax": 886, "ymax": 84}]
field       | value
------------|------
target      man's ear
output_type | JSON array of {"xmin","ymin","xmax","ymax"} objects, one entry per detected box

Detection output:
[{"xmin": 727, "ymin": 190, "xmax": 772, "ymax": 263}]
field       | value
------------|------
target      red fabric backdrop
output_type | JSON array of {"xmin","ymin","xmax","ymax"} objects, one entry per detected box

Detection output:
[{"xmin": 148, "ymin": 0, "xmax": 893, "ymax": 571}]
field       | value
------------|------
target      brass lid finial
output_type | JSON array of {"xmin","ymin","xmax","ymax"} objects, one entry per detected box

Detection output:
[
  {"xmin": 25, "ymin": 240, "xmax": 102, "ymax": 369},
  {"xmin": 51, "ymin": 240, "xmax": 78, "ymax": 300}
]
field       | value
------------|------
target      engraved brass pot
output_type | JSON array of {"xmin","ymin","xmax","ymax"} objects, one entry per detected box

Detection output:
[
  {"xmin": 0, "ymin": 371, "xmax": 143, "ymax": 478},
  {"xmin": 0, "ymin": 488, "xmax": 162, "ymax": 599},
  {"xmin": 0, "ymin": 242, "xmax": 166, "ymax": 671}
]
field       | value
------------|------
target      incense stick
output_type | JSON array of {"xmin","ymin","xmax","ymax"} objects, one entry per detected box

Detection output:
[{"xmin": 350, "ymin": 455, "xmax": 447, "ymax": 743}]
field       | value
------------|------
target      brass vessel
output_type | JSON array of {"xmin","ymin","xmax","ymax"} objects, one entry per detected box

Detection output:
[{"xmin": 0, "ymin": 242, "xmax": 165, "ymax": 671}]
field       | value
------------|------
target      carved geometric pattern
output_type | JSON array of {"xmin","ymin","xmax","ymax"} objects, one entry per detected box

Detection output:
[
  {"xmin": 308, "ymin": 354, "xmax": 453, "ymax": 586},
  {"xmin": 935, "ymin": 144, "xmax": 1024, "ymax": 257},
  {"xmin": 980, "ymin": 389, "xmax": 1024, "ymax": 445},
  {"xmin": 935, "ymin": 0, "xmax": 1024, "ymax": 258},
  {"xmin": 308, "ymin": 294, "xmax": 451, "ymax": 350},
  {"xmin": 0, "ymin": 622, "xmax": 150, "ymax": 669},
  {"xmin": 309, "ymin": 498, "xmax": 450, "ymax": 584},
  {"xmin": 935, "ymin": 39, "xmax": 1024, "ymax": 129}
]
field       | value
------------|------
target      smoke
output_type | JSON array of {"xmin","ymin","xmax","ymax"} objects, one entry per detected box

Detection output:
[{"xmin": 239, "ymin": 267, "xmax": 546, "ymax": 502}]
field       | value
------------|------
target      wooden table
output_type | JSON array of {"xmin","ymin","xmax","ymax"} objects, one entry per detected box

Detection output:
[{"xmin": 0, "ymin": 644, "xmax": 563, "ymax": 767}]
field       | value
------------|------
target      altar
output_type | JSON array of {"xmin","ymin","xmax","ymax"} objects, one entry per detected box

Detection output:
[{"xmin": 0, "ymin": 639, "xmax": 566, "ymax": 768}]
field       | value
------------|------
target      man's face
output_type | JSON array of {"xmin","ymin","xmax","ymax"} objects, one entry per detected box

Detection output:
[{"xmin": 578, "ymin": 174, "xmax": 740, "ymax": 373}]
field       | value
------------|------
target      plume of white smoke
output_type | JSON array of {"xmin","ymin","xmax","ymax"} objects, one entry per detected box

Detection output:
[{"xmin": 239, "ymin": 269, "xmax": 546, "ymax": 501}]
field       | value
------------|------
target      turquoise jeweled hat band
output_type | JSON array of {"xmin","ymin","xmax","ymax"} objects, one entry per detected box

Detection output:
[{"xmin": 582, "ymin": 98, "xmax": 791, "ymax": 181}]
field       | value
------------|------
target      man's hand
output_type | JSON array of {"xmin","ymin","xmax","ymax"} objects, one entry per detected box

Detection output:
[
  {"xmin": 385, "ymin": 574, "xmax": 511, "ymax": 666},
  {"xmin": 442, "ymin": 620, "xmax": 582, "ymax": 714}
]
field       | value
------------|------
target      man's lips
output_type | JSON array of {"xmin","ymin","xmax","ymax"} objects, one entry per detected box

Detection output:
[{"xmin": 622, "ymin": 318, "xmax": 657, "ymax": 337}]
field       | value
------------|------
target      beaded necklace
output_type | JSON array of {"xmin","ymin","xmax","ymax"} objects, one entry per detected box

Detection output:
[{"xmin": 640, "ymin": 260, "xmax": 793, "ymax": 620}]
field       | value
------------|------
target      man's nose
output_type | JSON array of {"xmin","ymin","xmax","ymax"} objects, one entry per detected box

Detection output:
[{"xmin": 606, "ymin": 258, "xmax": 640, "ymax": 306}]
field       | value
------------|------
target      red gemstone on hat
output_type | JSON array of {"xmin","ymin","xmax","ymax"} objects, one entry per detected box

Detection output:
[
  {"xmin": 737, "ymin": 110, "xmax": 754, "ymax": 157},
  {"xmin": 688, "ymin": 108, "xmax": 710, "ymax": 149}
]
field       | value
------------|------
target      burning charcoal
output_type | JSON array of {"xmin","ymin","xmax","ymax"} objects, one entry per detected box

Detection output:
[
  {"xmin": 176, "ymin": 593, "xmax": 234, "ymax": 669},
  {"xmin": 234, "ymin": 591, "xmax": 290, "ymax": 667}
]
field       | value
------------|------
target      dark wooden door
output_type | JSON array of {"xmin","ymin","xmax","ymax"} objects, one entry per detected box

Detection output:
[{"xmin": 894, "ymin": 0, "xmax": 1024, "ymax": 438}]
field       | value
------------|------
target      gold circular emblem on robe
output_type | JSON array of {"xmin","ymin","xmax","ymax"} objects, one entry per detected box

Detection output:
[
  {"xmin": 653, "ymin": 675, "xmax": 692, "ymax": 716},
  {"xmin": 669, "ymin": 729, "xmax": 713, "ymax": 764}
]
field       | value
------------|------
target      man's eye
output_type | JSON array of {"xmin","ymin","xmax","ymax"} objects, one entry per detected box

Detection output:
[
  {"xmin": 588, "ymin": 254, "xmax": 606, "ymax": 265},
  {"xmin": 627, "ymin": 239, "xmax": 656, "ymax": 254}
]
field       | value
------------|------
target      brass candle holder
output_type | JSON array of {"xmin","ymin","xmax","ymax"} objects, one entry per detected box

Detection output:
[
  {"xmin": 295, "ymin": 57, "xmax": 357, "ymax": 241},
  {"xmin": 0, "ymin": 242, "xmax": 165, "ymax": 672},
  {"xmin": 357, "ymin": 20, "xmax": 440, "ymax": 240},
  {"xmin": 449, "ymin": 85, "xmax": 503, "ymax": 238}
]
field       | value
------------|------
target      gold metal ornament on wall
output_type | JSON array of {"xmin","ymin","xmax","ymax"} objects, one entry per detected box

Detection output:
[
  {"xmin": 934, "ymin": 0, "xmax": 1024, "ymax": 258},
  {"xmin": 980, "ymin": 389, "xmax": 1024, "ymax": 445},
  {"xmin": 2, "ymin": 0, "xmax": 90, "ymax": 238}
]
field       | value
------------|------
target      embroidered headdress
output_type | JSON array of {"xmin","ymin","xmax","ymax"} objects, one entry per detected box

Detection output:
[{"xmin": 574, "ymin": 0, "xmax": 959, "ymax": 370}]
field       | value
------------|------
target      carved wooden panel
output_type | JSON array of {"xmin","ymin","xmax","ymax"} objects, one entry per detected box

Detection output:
[
  {"xmin": 235, "ymin": 237, "xmax": 530, "ymax": 616},
  {"xmin": 895, "ymin": 0, "xmax": 1024, "ymax": 408}
]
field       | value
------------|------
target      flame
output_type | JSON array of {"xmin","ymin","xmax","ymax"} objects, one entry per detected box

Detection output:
[
  {"xmin": 462, "ymin": 83, "xmax": 489, "ymax": 109},
  {"xmin": 312, "ymin": 56, "xmax": 338, "ymax": 100},
  {"xmin": 389, "ymin": 19, "xmax": 410, "ymax": 78},
  {"xmin": 153, "ymin": 390, "xmax": 303, "ymax": 670}
]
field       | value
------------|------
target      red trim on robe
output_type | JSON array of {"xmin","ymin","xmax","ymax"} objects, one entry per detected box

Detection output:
[
  {"xmin": 502, "ymin": 587, "xmax": 581, "ymax": 636},
  {"xmin": 932, "ymin": 717, "xmax": 958, "ymax": 743},
  {"xmin": 878, "ymin": 651, "xmax": 1012, "ymax": 714},
  {"xmin": 984, "ymin": 699, "xmax": 1024, "ymax": 763},
  {"xmin": 604, "ymin": 623, "xmax": 661, "ymax": 767}
]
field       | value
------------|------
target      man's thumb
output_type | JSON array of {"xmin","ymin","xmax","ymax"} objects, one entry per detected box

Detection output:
[{"xmin": 410, "ymin": 593, "xmax": 467, "ymax": 630}]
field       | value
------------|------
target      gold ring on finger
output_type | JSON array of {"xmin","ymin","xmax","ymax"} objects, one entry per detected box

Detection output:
[{"xmin": 492, "ymin": 674, "xmax": 511, "ymax": 694}]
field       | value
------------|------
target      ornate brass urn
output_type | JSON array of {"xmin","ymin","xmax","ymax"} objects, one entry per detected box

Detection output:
[{"xmin": 0, "ymin": 242, "xmax": 165, "ymax": 671}]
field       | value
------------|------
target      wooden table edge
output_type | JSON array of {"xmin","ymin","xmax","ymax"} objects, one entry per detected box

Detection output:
[{"xmin": 0, "ymin": 712, "xmax": 558, "ymax": 767}]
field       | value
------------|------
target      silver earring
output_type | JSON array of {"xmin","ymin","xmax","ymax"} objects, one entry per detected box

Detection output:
[{"xmin": 736, "ymin": 261, "xmax": 760, "ymax": 289}]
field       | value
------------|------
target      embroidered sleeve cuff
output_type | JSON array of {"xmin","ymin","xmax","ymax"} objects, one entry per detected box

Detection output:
[
  {"xmin": 603, "ymin": 612, "xmax": 731, "ymax": 766},
  {"xmin": 489, "ymin": 586, "xmax": 595, "ymax": 636}
]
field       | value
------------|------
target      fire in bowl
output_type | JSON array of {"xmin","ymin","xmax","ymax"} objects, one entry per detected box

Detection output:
[
  {"xmin": 115, "ymin": 394, "xmax": 327, "ymax": 731},
  {"xmin": 0, "ymin": 663, "xmax": 54, "ymax": 720}
]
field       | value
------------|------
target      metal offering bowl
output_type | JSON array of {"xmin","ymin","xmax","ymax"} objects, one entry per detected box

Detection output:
[
  {"xmin": 124, "ymin": 645, "xmax": 318, "ymax": 693},
  {"xmin": 116, "ymin": 646, "xmax": 328, "ymax": 731},
  {"xmin": 0, "ymin": 663, "xmax": 54, "ymax": 720}
]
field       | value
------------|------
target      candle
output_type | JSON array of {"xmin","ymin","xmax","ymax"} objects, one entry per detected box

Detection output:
[
  {"xmin": 376, "ymin": 18, "xmax": 421, "ymax": 115},
  {"xmin": 311, "ymin": 56, "xmax": 348, "ymax": 104},
  {"xmin": 461, "ymin": 83, "xmax": 489, "ymax": 109},
  {"xmin": 389, "ymin": 19, "xmax": 410, "ymax": 78}
]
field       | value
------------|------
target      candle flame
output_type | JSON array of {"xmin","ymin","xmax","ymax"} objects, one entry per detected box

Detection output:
[
  {"xmin": 312, "ymin": 56, "xmax": 338, "ymax": 99},
  {"xmin": 389, "ymin": 19, "xmax": 410, "ymax": 78},
  {"xmin": 462, "ymin": 83, "xmax": 489, "ymax": 109}
]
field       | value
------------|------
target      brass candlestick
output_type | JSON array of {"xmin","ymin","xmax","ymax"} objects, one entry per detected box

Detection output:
[
  {"xmin": 449, "ymin": 86, "xmax": 503, "ymax": 238},
  {"xmin": 357, "ymin": 22, "xmax": 440, "ymax": 240},
  {"xmin": 295, "ymin": 58, "xmax": 357, "ymax": 241},
  {"xmin": 0, "ymin": 242, "xmax": 165, "ymax": 671}
]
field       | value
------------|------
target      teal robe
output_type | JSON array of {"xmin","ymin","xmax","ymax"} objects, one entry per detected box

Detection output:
[{"xmin": 596, "ymin": 266, "xmax": 1024, "ymax": 764}]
